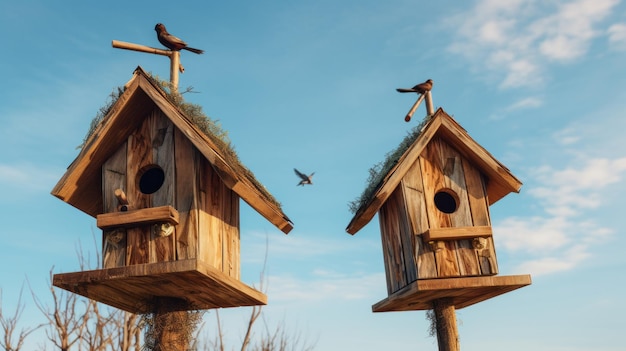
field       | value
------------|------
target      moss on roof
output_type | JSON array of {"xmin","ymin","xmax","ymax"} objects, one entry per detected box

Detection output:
[
  {"xmin": 81, "ymin": 72, "xmax": 282, "ymax": 211},
  {"xmin": 348, "ymin": 116, "xmax": 430, "ymax": 214}
]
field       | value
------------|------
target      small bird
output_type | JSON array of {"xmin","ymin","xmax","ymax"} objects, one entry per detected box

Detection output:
[
  {"xmin": 155, "ymin": 23, "xmax": 204, "ymax": 54},
  {"xmin": 396, "ymin": 79, "xmax": 433, "ymax": 94},
  {"xmin": 294, "ymin": 168, "xmax": 314, "ymax": 186}
]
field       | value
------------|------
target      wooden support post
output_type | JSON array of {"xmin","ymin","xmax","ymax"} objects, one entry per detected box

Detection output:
[
  {"xmin": 425, "ymin": 91, "xmax": 434, "ymax": 116},
  {"xmin": 170, "ymin": 51, "xmax": 180, "ymax": 92},
  {"xmin": 432, "ymin": 298, "xmax": 460, "ymax": 351},
  {"xmin": 151, "ymin": 297, "xmax": 191, "ymax": 351}
]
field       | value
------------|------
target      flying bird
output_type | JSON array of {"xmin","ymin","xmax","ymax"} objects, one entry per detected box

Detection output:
[
  {"xmin": 155, "ymin": 23, "xmax": 204, "ymax": 54},
  {"xmin": 396, "ymin": 79, "xmax": 433, "ymax": 94},
  {"xmin": 294, "ymin": 168, "xmax": 314, "ymax": 186}
]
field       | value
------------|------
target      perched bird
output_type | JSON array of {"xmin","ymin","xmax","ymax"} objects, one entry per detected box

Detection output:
[
  {"xmin": 294, "ymin": 168, "xmax": 315, "ymax": 186},
  {"xmin": 396, "ymin": 79, "xmax": 433, "ymax": 94},
  {"xmin": 154, "ymin": 23, "xmax": 204, "ymax": 54}
]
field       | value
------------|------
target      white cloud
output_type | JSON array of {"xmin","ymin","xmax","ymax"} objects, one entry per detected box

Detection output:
[
  {"xmin": 607, "ymin": 23, "xmax": 626, "ymax": 50},
  {"xmin": 495, "ymin": 157, "xmax": 626, "ymax": 276},
  {"xmin": 552, "ymin": 127, "xmax": 581, "ymax": 145},
  {"xmin": 446, "ymin": 0, "xmax": 620, "ymax": 89},
  {"xmin": 513, "ymin": 244, "xmax": 590, "ymax": 275},
  {"xmin": 0, "ymin": 163, "xmax": 60, "ymax": 193},
  {"xmin": 489, "ymin": 96, "xmax": 543, "ymax": 120},
  {"xmin": 266, "ymin": 271, "xmax": 384, "ymax": 304}
]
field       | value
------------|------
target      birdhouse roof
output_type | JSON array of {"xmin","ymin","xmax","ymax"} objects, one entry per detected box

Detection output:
[
  {"xmin": 346, "ymin": 108, "xmax": 522, "ymax": 235},
  {"xmin": 51, "ymin": 66, "xmax": 293, "ymax": 234}
]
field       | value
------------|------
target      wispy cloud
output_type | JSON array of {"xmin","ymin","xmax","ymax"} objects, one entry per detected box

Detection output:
[
  {"xmin": 240, "ymin": 231, "xmax": 384, "ymax": 304},
  {"xmin": 0, "ymin": 163, "xmax": 60, "ymax": 194},
  {"xmin": 489, "ymin": 96, "xmax": 543, "ymax": 120},
  {"xmin": 607, "ymin": 23, "xmax": 626, "ymax": 50},
  {"xmin": 495, "ymin": 157, "xmax": 626, "ymax": 276},
  {"xmin": 266, "ymin": 271, "xmax": 385, "ymax": 304},
  {"xmin": 446, "ymin": 0, "xmax": 620, "ymax": 89}
]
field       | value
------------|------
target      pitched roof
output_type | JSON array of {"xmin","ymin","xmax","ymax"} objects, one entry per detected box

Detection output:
[
  {"xmin": 51, "ymin": 66, "xmax": 293, "ymax": 234},
  {"xmin": 346, "ymin": 108, "xmax": 521, "ymax": 235}
]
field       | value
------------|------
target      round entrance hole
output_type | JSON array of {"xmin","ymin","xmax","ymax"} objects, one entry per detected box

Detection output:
[
  {"xmin": 434, "ymin": 190, "xmax": 458, "ymax": 214},
  {"xmin": 138, "ymin": 165, "xmax": 165, "ymax": 194}
]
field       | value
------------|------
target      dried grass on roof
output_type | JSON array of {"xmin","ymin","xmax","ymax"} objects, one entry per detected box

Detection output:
[
  {"xmin": 348, "ymin": 117, "xmax": 430, "ymax": 214},
  {"xmin": 80, "ymin": 73, "xmax": 282, "ymax": 210}
]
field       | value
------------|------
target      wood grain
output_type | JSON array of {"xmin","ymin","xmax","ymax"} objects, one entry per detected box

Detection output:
[{"xmin": 102, "ymin": 143, "xmax": 128, "ymax": 268}]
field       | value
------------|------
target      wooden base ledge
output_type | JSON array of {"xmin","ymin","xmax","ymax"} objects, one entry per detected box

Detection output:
[
  {"xmin": 372, "ymin": 275, "xmax": 531, "ymax": 312},
  {"xmin": 53, "ymin": 259, "xmax": 266, "ymax": 314}
]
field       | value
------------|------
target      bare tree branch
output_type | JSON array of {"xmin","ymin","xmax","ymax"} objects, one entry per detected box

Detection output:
[{"xmin": 0, "ymin": 286, "xmax": 43, "ymax": 351}]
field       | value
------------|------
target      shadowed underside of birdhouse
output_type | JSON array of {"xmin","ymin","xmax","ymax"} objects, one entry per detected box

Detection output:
[
  {"xmin": 346, "ymin": 108, "xmax": 530, "ymax": 312},
  {"xmin": 51, "ymin": 67, "xmax": 291, "ymax": 313}
]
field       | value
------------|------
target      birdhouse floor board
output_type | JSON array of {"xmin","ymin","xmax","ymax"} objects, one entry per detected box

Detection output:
[
  {"xmin": 371, "ymin": 275, "xmax": 531, "ymax": 312},
  {"xmin": 52, "ymin": 259, "xmax": 266, "ymax": 314}
]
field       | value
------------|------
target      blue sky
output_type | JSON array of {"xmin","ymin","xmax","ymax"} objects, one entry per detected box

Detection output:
[{"xmin": 1, "ymin": 1, "xmax": 626, "ymax": 350}]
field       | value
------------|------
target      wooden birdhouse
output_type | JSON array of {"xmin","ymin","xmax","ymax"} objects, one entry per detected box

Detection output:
[
  {"xmin": 51, "ymin": 67, "xmax": 293, "ymax": 314},
  {"xmin": 346, "ymin": 108, "xmax": 530, "ymax": 312}
]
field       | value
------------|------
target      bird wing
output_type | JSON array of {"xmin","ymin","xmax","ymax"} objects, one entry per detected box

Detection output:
[
  {"xmin": 294, "ymin": 168, "xmax": 308, "ymax": 181},
  {"xmin": 413, "ymin": 83, "xmax": 431, "ymax": 92},
  {"xmin": 164, "ymin": 33, "xmax": 187, "ymax": 47}
]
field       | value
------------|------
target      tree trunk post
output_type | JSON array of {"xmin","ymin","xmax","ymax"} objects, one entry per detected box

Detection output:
[
  {"xmin": 151, "ymin": 297, "xmax": 190, "ymax": 351},
  {"xmin": 432, "ymin": 298, "xmax": 460, "ymax": 351}
]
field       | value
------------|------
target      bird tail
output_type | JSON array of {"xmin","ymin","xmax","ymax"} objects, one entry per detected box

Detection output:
[
  {"xmin": 396, "ymin": 88, "xmax": 417, "ymax": 93},
  {"xmin": 183, "ymin": 47, "xmax": 204, "ymax": 54}
]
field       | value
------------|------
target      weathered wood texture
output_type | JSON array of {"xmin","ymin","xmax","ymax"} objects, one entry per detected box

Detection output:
[
  {"xmin": 103, "ymin": 144, "xmax": 127, "ymax": 268},
  {"xmin": 379, "ymin": 136, "xmax": 499, "ymax": 293},
  {"xmin": 424, "ymin": 226, "xmax": 492, "ymax": 241},
  {"xmin": 152, "ymin": 297, "xmax": 191, "ymax": 351},
  {"xmin": 51, "ymin": 66, "xmax": 292, "ymax": 234},
  {"xmin": 198, "ymin": 157, "xmax": 241, "ymax": 279},
  {"xmin": 371, "ymin": 274, "xmax": 531, "ymax": 312},
  {"xmin": 100, "ymin": 109, "xmax": 241, "ymax": 279},
  {"xmin": 378, "ymin": 186, "xmax": 417, "ymax": 294},
  {"xmin": 97, "ymin": 206, "xmax": 179, "ymax": 229},
  {"xmin": 432, "ymin": 298, "xmax": 460, "ymax": 351},
  {"xmin": 52, "ymin": 259, "xmax": 267, "ymax": 314},
  {"xmin": 346, "ymin": 108, "xmax": 522, "ymax": 235}
]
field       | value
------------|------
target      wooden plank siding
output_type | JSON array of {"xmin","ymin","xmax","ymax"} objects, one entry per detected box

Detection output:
[
  {"xmin": 419, "ymin": 137, "xmax": 495, "ymax": 277},
  {"xmin": 379, "ymin": 136, "xmax": 497, "ymax": 289},
  {"xmin": 51, "ymin": 67, "xmax": 292, "ymax": 235},
  {"xmin": 462, "ymin": 157, "xmax": 498, "ymax": 274},
  {"xmin": 102, "ymin": 143, "xmax": 127, "ymax": 268},
  {"xmin": 346, "ymin": 108, "xmax": 522, "ymax": 236},
  {"xmin": 149, "ymin": 111, "xmax": 176, "ymax": 263},
  {"xmin": 95, "ymin": 106, "xmax": 243, "ymax": 307},
  {"xmin": 419, "ymin": 138, "xmax": 461, "ymax": 277},
  {"xmin": 98, "ymin": 108, "xmax": 242, "ymax": 278},
  {"xmin": 378, "ymin": 187, "xmax": 415, "ymax": 294},
  {"xmin": 174, "ymin": 128, "xmax": 199, "ymax": 260},
  {"xmin": 401, "ymin": 161, "xmax": 437, "ymax": 280},
  {"xmin": 125, "ymin": 112, "xmax": 152, "ymax": 265}
]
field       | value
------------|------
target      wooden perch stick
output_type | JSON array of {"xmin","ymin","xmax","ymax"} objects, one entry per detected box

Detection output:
[
  {"xmin": 404, "ymin": 93, "xmax": 426, "ymax": 122},
  {"xmin": 112, "ymin": 40, "xmax": 171, "ymax": 56},
  {"xmin": 114, "ymin": 188, "xmax": 129, "ymax": 212},
  {"xmin": 112, "ymin": 40, "xmax": 182, "ymax": 90}
]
